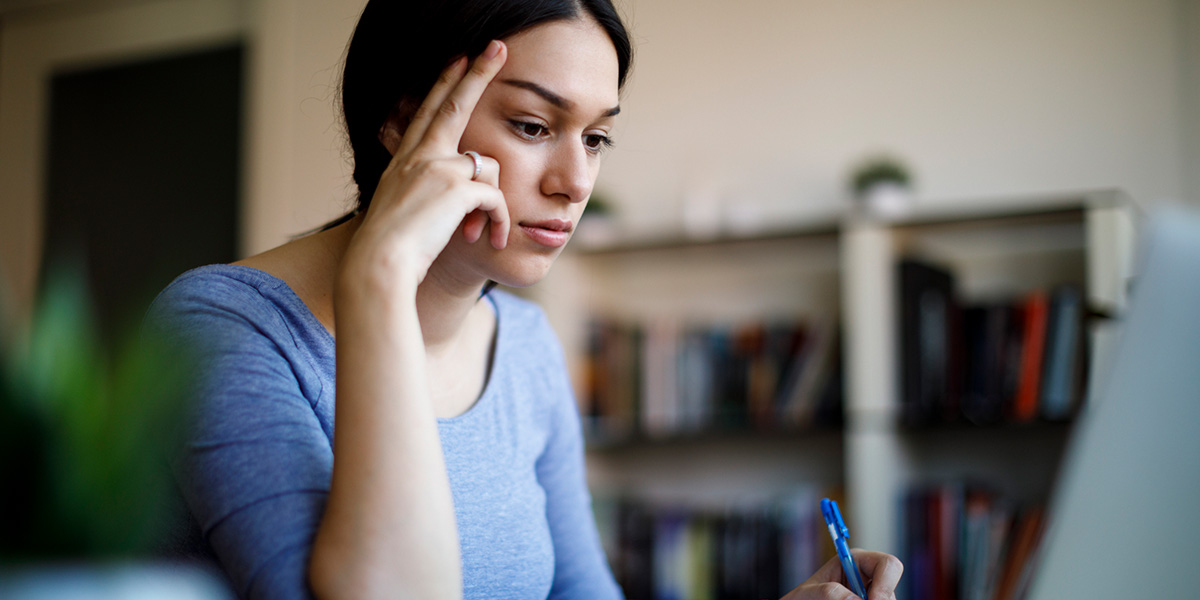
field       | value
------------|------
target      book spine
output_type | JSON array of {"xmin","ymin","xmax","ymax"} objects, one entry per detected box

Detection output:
[
  {"xmin": 1013, "ymin": 291, "xmax": 1049, "ymax": 422},
  {"xmin": 898, "ymin": 484, "xmax": 1046, "ymax": 600},
  {"xmin": 1040, "ymin": 286, "xmax": 1084, "ymax": 420},
  {"xmin": 584, "ymin": 316, "xmax": 839, "ymax": 440},
  {"xmin": 598, "ymin": 490, "xmax": 833, "ymax": 599}
]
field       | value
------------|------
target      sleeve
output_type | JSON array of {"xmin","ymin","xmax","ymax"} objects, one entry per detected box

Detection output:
[
  {"xmin": 146, "ymin": 278, "xmax": 331, "ymax": 600},
  {"xmin": 534, "ymin": 318, "xmax": 626, "ymax": 600}
]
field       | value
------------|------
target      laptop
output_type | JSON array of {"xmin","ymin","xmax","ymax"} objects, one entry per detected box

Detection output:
[{"xmin": 1026, "ymin": 205, "xmax": 1200, "ymax": 599}]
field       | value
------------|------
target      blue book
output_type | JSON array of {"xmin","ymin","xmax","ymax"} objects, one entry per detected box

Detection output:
[{"xmin": 1040, "ymin": 286, "xmax": 1084, "ymax": 420}]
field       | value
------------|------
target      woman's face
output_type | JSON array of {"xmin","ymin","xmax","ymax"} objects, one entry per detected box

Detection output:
[{"xmin": 444, "ymin": 17, "xmax": 621, "ymax": 288}]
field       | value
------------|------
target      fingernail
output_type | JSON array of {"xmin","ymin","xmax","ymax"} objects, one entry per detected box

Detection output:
[{"xmin": 483, "ymin": 40, "xmax": 501, "ymax": 60}]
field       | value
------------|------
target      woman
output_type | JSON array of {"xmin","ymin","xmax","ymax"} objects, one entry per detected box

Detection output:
[{"xmin": 148, "ymin": 1, "xmax": 902, "ymax": 598}]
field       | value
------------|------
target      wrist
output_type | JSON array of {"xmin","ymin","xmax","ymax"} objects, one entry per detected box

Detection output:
[{"xmin": 336, "ymin": 244, "xmax": 424, "ymax": 304}]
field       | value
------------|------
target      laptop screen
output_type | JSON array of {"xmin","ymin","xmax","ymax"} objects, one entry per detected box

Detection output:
[{"xmin": 1026, "ymin": 206, "xmax": 1200, "ymax": 599}]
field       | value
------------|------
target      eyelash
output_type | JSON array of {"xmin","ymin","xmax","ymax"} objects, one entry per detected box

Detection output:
[{"xmin": 509, "ymin": 120, "xmax": 615, "ymax": 155}]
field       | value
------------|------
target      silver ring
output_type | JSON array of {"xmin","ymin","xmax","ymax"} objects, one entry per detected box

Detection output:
[{"xmin": 464, "ymin": 150, "xmax": 483, "ymax": 181}]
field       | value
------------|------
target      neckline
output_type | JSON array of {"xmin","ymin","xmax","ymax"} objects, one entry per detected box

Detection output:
[{"xmin": 197, "ymin": 263, "xmax": 502, "ymax": 423}]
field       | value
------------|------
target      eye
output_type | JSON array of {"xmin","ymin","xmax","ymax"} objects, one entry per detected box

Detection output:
[
  {"xmin": 584, "ymin": 133, "xmax": 614, "ymax": 154},
  {"xmin": 510, "ymin": 120, "xmax": 548, "ymax": 140}
]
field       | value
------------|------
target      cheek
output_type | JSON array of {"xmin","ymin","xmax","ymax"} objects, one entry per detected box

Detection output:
[
  {"xmin": 490, "ymin": 144, "xmax": 544, "ymax": 197},
  {"xmin": 458, "ymin": 127, "xmax": 525, "ymax": 193}
]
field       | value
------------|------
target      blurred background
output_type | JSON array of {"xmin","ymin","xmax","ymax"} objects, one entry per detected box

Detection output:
[{"xmin": 0, "ymin": 0, "xmax": 1196, "ymax": 598}]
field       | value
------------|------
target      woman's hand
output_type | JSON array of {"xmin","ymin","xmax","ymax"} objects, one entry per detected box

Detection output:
[
  {"xmin": 312, "ymin": 42, "xmax": 511, "ymax": 600},
  {"xmin": 780, "ymin": 550, "xmax": 904, "ymax": 600},
  {"xmin": 339, "ymin": 40, "xmax": 511, "ymax": 293}
]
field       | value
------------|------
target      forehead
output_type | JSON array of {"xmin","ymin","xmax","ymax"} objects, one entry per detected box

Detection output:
[{"xmin": 497, "ymin": 18, "xmax": 620, "ymax": 111}]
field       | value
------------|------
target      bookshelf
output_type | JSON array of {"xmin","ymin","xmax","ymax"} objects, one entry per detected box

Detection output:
[{"xmin": 528, "ymin": 188, "xmax": 1137, "ymax": 598}]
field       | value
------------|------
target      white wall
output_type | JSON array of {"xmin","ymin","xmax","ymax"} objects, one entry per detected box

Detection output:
[
  {"xmin": 599, "ymin": 0, "xmax": 1186, "ymax": 237},
  {"xmin": 241, "ymin": 0, "xmax": 364, "ymax": 256},
  {"xmin": 1, "ymin": 0, "xmax": 1194, "ymax": 320},
  {"xmin": 246, "ymin": 0, "xmax": 1196, "ymax": 246},
  {"xmin": 1181, "ymin": 0, "xmax": 1200, "ymax": 205}
]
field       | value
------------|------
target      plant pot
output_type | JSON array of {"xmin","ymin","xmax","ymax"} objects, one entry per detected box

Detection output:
[
  {"xmin": 860, "ymin": 181, "xmax": 913, "ymax": 219},
  {"xmin": 0, "ymin": 562, "xmax": 232, "ymax": 600}
]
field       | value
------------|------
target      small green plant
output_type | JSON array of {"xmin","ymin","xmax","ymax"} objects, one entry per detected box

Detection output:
[
  {"xmin": 583, "ymin": 190, "xmax": 615, "ymax": 218},
  {"xmin": 0, "ymin": 264, "xmax": 189, "ymax": 561},
  {"xmin": 849, "ymin": 156, "xmax": 912, "ymax": 199}
]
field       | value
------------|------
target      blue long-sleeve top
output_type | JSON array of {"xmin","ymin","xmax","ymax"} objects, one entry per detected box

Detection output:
[{"xmin": 145, "ymin": 264, "xmax": 623, "ymax": 600}]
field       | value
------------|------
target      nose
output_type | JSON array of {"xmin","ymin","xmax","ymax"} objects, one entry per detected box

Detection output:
[{"xmin": 540, "ymin": 139, "xmax": 593, "ymax": 204}]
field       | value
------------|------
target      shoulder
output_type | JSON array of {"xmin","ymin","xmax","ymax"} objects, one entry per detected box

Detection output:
[
  {"xmin": 145, "ymin": 264, "xmax": 317, "ymax": 356},
  {"xmin": 148, "ymin": 265, "xmax": 290, "ymax": 326},
  {"xmin": 146, "ymin": 265, "xmax": 333, "ymax": 404}
]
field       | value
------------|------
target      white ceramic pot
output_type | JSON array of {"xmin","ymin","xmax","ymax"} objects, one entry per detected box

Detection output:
[
  {"xmin": 0, "ymin": 562, "xmax": 232, "ymax": 600},
  {"xmin": 863, "ymin": 181, "xmax": 913, "ymax": 219}
]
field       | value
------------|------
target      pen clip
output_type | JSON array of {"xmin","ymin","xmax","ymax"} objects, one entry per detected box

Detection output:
[
  {"xmin": 821, "ymin": 498, "xmax": 851, "ymax": 541},
  {"xmin": 831, "ymin": 499, "xmax": 850, "ymax": 539}
]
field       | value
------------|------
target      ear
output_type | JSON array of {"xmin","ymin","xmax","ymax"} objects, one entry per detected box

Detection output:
[
  {"xmin": 377, "ymin": 113, "xmax": 404, "ymax": 156},
  {"xmin": 377, "ymin": 97, "xmax": 419, "ymax": 156}
]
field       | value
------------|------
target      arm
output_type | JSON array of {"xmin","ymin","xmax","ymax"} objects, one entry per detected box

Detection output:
[
  {"xmin": 309, "ymin": 274, "xmax": 458, "ymax": 598},
  {"xmin": 307, "ymin": 43, "xmax": 510, "ymax": 599},
  {"xmin": 147, "ymin": 274, "xmax": 334, "ymax": 600},
  {"xmin": 537, "ymin": 318, "xmax": 625, "ymax": 600}
]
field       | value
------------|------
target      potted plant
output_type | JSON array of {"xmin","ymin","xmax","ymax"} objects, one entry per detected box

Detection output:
[
  {"xmin": 576, "ymin": 190, "xmax": 620, "ymax": 246},
  {"xmin": 849, "ymin": 155, "xmax": 915, "ymax": 219},
  {"xmin": 0, "ymin": 264, "xmax": 229, "ymax": 598}
]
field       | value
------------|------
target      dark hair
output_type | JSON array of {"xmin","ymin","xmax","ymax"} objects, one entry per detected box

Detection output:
[{"xmin": 325, "ymin": 0, "xmax": 633, "ymax": 228}]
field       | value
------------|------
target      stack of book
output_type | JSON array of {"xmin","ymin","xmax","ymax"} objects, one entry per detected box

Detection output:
[
  {"xmin": 581, "ymin": 317, "xmax": 843, "ymax": 441},
  {"xmin": 899, "ymin": 259, "xmax": 1090, "ymax": 426},
  {"xmin": 900, "ymin": 484, "xmax": 1046, "ymax": 600},
  {"xmin": 593, "ymin": 489, "xmax": 837, "ymax": 600}
]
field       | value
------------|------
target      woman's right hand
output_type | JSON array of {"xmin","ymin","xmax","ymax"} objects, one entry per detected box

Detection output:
[
  {"xmin": 339, "ymin": 40, "xmax": 511, "ymax": 294},
  {"xmin": 780, "ymin": 550, "xmax": 904, "ymax": 600}
]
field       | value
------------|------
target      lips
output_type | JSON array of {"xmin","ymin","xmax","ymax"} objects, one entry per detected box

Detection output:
[{"xmin": 519, "ymin": 219, "xmax": 574, "ymax": 248}]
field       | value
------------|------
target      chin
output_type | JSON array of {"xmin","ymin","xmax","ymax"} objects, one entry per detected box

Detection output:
[{"xmin": 486, "ymin": 253, "xmax": 557, "ymax": 289}]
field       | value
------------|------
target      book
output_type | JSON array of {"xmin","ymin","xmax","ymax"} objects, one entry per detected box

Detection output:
[
  {"xmin": 584, "ymin": 316, "xmax": 838, "ymax": 440},
  {"xmin": 900, "ymin": 484, "xmax": 1045, "ymax": 600},
  {"xmin": 899, "ymin": 259, "xmax": 958, "ymax": 425},
  {"xmin": 641, "ymin": 318, "xmax": 681, "ymax": 437},
  {"xmin": 960, "ymin": 490, "xmax": 992, "ymax": 600},
  {"xmin": 1012, "ymin": 291, "xmax": 1049, "ymax": 422},
  {"xmin": 599, "ymin": 490, "xmax": 832, "ymax": 600},
  {"xmin": 778, "ymin": 487, "xmax": 820, "ymax": 591},
  {"xmin": 903, "ymin": 488, "xmax": 933, "ymax": 600},
  {"xmin": 991, "ymin": 507, "xmax": 1045, "ymax": 600},
  {"xmin": 1039, "ymin": 286, "xmax": 1086, "ymax": 420},
  {"xmin": 616, "ymin": 500, "xmax": 655, "ymax": 600},
  {"xmin": 778, "ymin": 321, "xmax": 836, "ymax": 429}
]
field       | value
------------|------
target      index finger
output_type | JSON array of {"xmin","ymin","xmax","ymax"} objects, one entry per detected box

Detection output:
[
  {"xmin": 853, "ymin": 550, "xmax": 903, "ymax": 600},
  {"xmin": 417, "ymin": 40, "xmax": 508, "ymax": 153}
]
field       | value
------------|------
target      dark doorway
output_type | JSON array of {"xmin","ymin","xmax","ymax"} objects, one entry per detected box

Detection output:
[{"xmin": 42, "ymin": 44, "xmax": 243, "ymax": 342}]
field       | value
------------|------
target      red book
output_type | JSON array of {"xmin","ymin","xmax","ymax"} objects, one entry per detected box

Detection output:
[
  {"xmin": 927, "ymin": 487, "xmax": 960, "ymax": 600},
  {"xmin": 1013, "ymin": 291, "xmax": 1048, "ymax": 422},
  {"xmin": 928, "ymin": 491, "xmax": 944, "ymax": 600},
  {"xmin": 934, "ymin": 486, "xmax": 959, "ymax": 600},
  {"xmin": 991, "ymin": 507, "xmax": 1045, "ymax": 600}
]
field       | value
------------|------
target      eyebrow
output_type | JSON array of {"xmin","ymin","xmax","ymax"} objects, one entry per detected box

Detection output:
[{"xmin": 500, "ymin": 78, "xmax": 621, "ymax": 117}]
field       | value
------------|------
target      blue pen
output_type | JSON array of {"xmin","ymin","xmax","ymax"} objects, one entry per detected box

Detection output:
[{"xmin": 821, "ymin": 498, "xmax": 869, "ymax": 600}]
